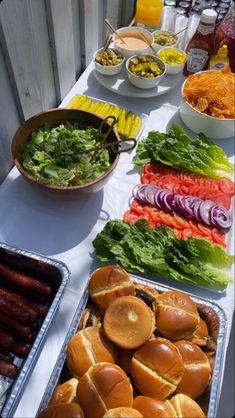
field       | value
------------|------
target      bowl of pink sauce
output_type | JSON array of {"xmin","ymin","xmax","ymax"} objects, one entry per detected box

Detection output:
[{"xmin": 113, "ymin": 26, "xmax": 154, "ymax": 59}]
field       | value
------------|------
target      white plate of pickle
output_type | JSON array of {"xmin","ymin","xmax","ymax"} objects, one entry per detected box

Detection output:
[{"xmin": 93, "ymin": 62, "xmax": 182, "ymax": 98}]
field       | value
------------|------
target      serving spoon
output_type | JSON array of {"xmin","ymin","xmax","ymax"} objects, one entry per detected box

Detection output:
[{"xmin": 104, "ymin": 19, "xmax": 126, "ymax": 44}]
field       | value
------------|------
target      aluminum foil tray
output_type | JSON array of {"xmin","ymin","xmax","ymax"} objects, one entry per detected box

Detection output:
[
  {"xmin": 0, "ymin": 242, "xmax": 70, "ymax": 418},
  {"xmin": 37, "ymin": 275, "xmax": 227, "ymax": 418}
]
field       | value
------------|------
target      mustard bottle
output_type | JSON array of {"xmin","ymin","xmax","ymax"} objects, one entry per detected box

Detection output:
[{"xmin": 209, "ymin": 45, "xmax": 230, "ymax": 70}]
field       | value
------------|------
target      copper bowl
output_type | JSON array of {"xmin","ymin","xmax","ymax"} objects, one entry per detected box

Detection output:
[{"xmin": 12, "ymin": 108, "xmax": 121, "ymax": 194}]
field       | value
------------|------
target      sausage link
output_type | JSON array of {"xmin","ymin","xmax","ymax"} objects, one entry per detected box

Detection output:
[
  {"xmin": 0, "ymin": 349, "xmax": 13, "ymax": 363},
  {"xmin": 0, "ymin": 263, "xmax": 53, "ymax": 297},
  {"xmin": 0, "ymin": 287, "xmax": 41, "ymax": 320},
  {"xmin": 0, "ymin": 329, "xmax": 30, "ymax": 358},
  {"xmin": 0, "ymin": 294, "xmax": 37, "ymax": 323},
  {"xmin": 0, "ymin": 359, "xmax": 18, "ymax": 377},
  {"xmin": 0, "ymin": 311, "xmax": 35, "ymax": 343}
]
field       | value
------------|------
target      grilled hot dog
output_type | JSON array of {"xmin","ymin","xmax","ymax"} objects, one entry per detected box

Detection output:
[
  {"xmin": 0, "ymin": 263, "xmax": 52, "ymax": 297},
  {"xmin": 0, "ymin": 359, "xmax": 18, "ymax": 377},
  {"xmin": 0, "ymin": 329, "xmax": 30, "ymax": 358},
  {"xmin": 0, "ymin": 311, "xmax": 35, "ymax": 342}
]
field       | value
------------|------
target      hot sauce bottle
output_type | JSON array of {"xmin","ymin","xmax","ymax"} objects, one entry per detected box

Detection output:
[{"xmin": 183, "ymin": 9, "xmax": 218, "ymax": 76}]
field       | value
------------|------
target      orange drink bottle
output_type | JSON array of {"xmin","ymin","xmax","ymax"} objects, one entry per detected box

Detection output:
[{"xmin": 135, "ymin": 0, "xmax": 164, "ymax": 28}]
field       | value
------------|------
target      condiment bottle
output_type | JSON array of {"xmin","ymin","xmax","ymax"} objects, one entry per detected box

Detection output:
[
  {"xmin": 183, "ymin": 9, "xmax": 217, "ymax": 76},
  {"xmin": 209, "ymin": 44, "xmax": 229, "ymax": 69}
]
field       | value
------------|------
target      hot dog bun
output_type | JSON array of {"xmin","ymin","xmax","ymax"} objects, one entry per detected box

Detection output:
[
  {"xmin": 170, "ymin": 394, "xmax": 205, "ymax": 418},
  {"xmin": 102, "ymin": 407, "xmax": 143, "ymax": 418},
  {"xmin": 133, "ymin": 396, "xmax": 177, "ymax": 417}
]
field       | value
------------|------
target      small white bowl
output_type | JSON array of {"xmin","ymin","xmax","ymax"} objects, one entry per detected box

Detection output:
[
  {"xmin": 93, "ymin": 48, "xmax": 124, "ymax": 76},
  {"xmin": 113, "ymin": 26, "xmax": 154, "ymax": 59},
  {"xmin": 152, "ymin": 30, "xmax": 178, "ymax": 52},
  {"xmin": 126, "ymin": 54, "xmax": 166, "ymax": 89},
  {"xmin": 180, "ymin": 72, "xmax": 235, "ymax": 139},
  {"xmin": 157, "ymin": 47, "xmax": 187, "ymax": 74}
]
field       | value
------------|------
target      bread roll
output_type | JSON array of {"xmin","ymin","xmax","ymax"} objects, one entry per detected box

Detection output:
[
  {"xmin": 133, "ymin": 396, "xmax": 177, "ymax": 417},
  {"xmin": 170, "ymin": 394, "xmax": 205, "ymax": 418},
  {"xmin": 102, "ymin": 407, "xmax": 143, "ymax": 418},
  {"xmin": 48, "ymin": 378, "xmax": 78, "ymax": 406},
  {"xmin": 153, "ymin": 291, "xmax": 200, "ymax": 340},
  {"xmin": 190, "ymin": 318, "xmax": 209, "ymax": 347},
  {"xmin": 77, "ymin": 362, "xmax": 133, "ymax": 418},
  {"xmin": 131, "ymin": 337, "xmax": 184, "ymax": 400},
  {"xmin": 103, "ymin": 296, "xmax": 155, "ymax": 349},
  {"xmin": 174, "ymin": 341, "xmax": 211, "ymax": 399},
  {"xmin": 67, "ymin": 326, "xmax": 119, "ymax": 378},
  {"xmin": 37, "ymin": 403, "xmax": 84, "ymax": 418},
  {"xmin": 89, "ymin": 265, "xmax": 135, "ymax": 312}
]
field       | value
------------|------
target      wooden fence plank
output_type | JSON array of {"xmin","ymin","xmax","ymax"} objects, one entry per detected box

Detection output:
[
  {"xmin": 46, "ymin": 0, "xmax": 79, "ymax": 103},
  {"xmin": 0, "ymin": 0, "xmax": 56, "ymax": 120},
  {"xmin": 0, "ymin": 44, "xmax": 20, "ymax": 182}
]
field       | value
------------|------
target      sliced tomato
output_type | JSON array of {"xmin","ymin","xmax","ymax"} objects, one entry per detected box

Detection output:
[
  {"xmin": 197, "ymin": 223, "xmax": 213, "ymax": 237},
  {"xmin": 182, "ymin": 228, "xmax": 193, "ymax": 240},
  {"xmin": 123, "ymin": 210, "xmax": 132, "ymax": 222},
  {"xmin": 219, "ymin": 178, "xmax": 235, "ymax": 195},
  {"xmin": 211, "ymin": 228, "xmax": 226, "ymax": 248},
  {"xmin": 173, "ymin": 214, "xmax": 190, "ymax": 229},
  {"xmin": 131, "ymin": 201, "xmax": 145, "ymax": 215}
]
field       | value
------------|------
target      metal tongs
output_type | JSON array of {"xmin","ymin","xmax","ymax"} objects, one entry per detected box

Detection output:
[{"xmin": 91, "ymin": 116, "xmax": 137, "ymax": 162}]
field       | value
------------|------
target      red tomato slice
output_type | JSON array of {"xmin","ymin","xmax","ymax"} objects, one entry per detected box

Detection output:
[
  {"xmin": 197, "ymin": 223, "xmax": 213, "ymax": 237},
  {"xmin": 173, "ymin": 214, "xmax": 190, "ymax": 229},
  {"xmin": 219, "ymin": 178, "xmax": 235, "ymax": 195},
  {"xmin": 211, "ymin": 229, "xmax": 226, "ymax": 248},
  {"xmin": 182, "ymin": 228, "xmax": 193, "ymax": 240}
]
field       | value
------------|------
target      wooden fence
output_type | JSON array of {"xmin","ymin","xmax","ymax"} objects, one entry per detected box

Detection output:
[{"xmin": 0, "ymin": 0, "xmax": 135, "ymax": 182}]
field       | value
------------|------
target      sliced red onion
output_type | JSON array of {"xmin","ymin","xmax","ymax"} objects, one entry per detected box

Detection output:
[
  {"xmin": 199, "ymin": 200, "xmax": 215, "ymax": 226},
  {"xmin": 144, "ymin": 185, "xmax": 161, "ymax": 206},
  {"xmin": 131, "ymin": 184, "xmax": 233, "ymax": 231},
  {"xmin": 209, "ymin": 205, "xmax": 233, "ymax": 231},
  {"xmin": 133, "ymin": 185, "xmax": 149, "ymax": 203},
  {"xmin": 190, "ymin": 199, "xmax": 203, "ymax": 222}
]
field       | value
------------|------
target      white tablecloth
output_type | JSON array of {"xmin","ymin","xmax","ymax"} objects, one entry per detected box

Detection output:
[{"xmin": 0, "ymin": 63, "xmax": 234, "ymax": 418}]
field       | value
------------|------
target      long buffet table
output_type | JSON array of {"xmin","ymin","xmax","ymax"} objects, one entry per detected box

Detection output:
[{"xmin": 0, "ymin": 62, "xmax": 234, "ymax": 417}]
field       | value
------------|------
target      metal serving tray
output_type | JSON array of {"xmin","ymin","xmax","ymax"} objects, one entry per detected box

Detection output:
[
  {"xmin": 37, "ymin": 275, "xmax": 227, "ymax": 418},
  {"xmin": 0, "ymin": 242, "xmax": 70, "ymax": 418}
]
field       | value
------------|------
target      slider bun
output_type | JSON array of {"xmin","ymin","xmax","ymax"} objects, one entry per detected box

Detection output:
[
  {"xmin": 102, "ymin": 407, "xmax": 143, "ymax": 418},
  {"xmin": 37, "ymin": 403, "xmax": 84, "ymax": 418},
  {"xmin": 190, "ymin": 318, "xmax": 209, "ymax": 347},
  {"xmin": 170, "ymin": 394, "xmax": 205, "ymax": 418},
  {"xmin": 131, "ymin": 337, "xmax": 184, "ymax": 400},
  {"xmin": 89, "ymin": 265, "xmax": 135, "ymax": 312},
  {"xmin": 77, "ymin": 362, "xmax": 133, "ymax": 418},
  {"xmin": 67, "ymin": 326, "xmax": 119, "ymax": 378},
  {"xmin": 48, "ymin": 377, "xmax": 78, "ymax": 406},
  {"xmin": 153, "ymin": 291, "xmax": 200, "ymax": 340},
  {"xmin": 133, "ymin": 396, "xmax": 177, "ymax": 417},
  {"xmin": 103, "ymin": 296, "xmax": 155, "ymax": 349},
  {"xmin": 174, "ymin": 341, "xmax": 211, "ymax": 399}
]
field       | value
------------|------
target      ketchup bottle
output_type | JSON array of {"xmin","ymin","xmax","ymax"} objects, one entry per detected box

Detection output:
[{"xmin": 183, "ymin": 9, "xmax": 218, "ymax": 76}]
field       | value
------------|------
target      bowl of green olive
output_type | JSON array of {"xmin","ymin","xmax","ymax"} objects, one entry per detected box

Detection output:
[
  {"xmin": 93, "ymin": 48, "xmax": 125, "ymax": 76},
  {"xmin": 126, "ymin": 54, "xmax": 166, "ymax": 89}
]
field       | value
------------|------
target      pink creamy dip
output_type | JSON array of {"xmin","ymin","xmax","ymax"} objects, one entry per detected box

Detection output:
[{"xmin": 115, "ymin": 36, "xmax": 149, "ymax": 50}]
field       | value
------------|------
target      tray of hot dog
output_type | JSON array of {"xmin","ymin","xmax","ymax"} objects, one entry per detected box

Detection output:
[
  {"xmin": 37, "ymin": 265, "xmax": 226, "ymax": 418},
  {"xmin": 0, "ymin": 242, "xmax": 70, "ymax": 417}
]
